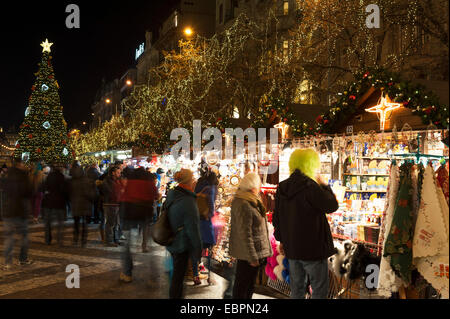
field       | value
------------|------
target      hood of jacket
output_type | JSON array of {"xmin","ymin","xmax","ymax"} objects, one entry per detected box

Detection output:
[
  {"xmin": 166, "ymin": 186, "xmax": 197, "ymax": 205},
  {"xmin": 278, "ymin": 169, "xmax": 317, "ymax": 200}
]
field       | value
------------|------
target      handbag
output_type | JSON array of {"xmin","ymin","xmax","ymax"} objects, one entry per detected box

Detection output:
[
  {"xmin": 196, "ymin": 193, "xmax": 210, "ymax": 220},
  {"xmin": 151, "ymin": 198, "xmax": 183, "ymax": 246}
]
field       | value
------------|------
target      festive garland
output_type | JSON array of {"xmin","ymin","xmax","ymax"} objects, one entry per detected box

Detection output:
[
  {"xmin": 315, "ymin": 67, "xmax": 449, "ymax": 134},
  {"xmin": 251, "ymin": 96, "xmax": 310, "ymax": 137}
]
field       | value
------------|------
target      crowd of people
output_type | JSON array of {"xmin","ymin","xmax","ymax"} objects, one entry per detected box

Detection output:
[{"xmin": 1, "ymin": 147, "xmax": 339, "ymax": 300}]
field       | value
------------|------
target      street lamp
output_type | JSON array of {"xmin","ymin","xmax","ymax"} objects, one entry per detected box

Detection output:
[{"xmin": 184, "ymin": 27, "xmax": 193, "ymax": 37}]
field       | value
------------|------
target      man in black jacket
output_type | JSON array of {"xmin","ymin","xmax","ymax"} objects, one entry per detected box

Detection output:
[
  {"xmin": 42, "ymin": 165, "xmax": 69, "ymax": 246},
  {"xmin": 273, "ymin": 149, "xmax": 338, "ymax": 299},
  {"xmin": 2, "ymin": 158, "xmax": 33, "ymax": 270}
]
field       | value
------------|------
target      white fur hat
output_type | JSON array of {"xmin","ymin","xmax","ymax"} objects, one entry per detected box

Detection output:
[{"xmin": 238, "ymin": 172, "xmax": 261, "ymax": 191}]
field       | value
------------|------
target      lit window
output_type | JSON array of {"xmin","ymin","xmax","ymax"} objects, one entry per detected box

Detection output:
[
  {"xmin": 233, "ymin": 107, "xmax": 240, "ymax": 119},
  {"xmin": 283, "ymin": 1, "xmax": 289, "ymax": 15},
  {"xmin": 283, "ymin": 40, "xmax": 289, "ymax": 63}
]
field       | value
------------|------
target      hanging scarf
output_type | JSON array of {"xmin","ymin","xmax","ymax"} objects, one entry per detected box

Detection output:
[
  {"xmin": 378, "ymin": 164, "xmax": 405, "ymax": 297},
  {"xmin": 436, "ymin": 165, "xmax": 449, "ymax": 206},
  {"xmin": 234, "ymin": 188, "xmax": 266, "ymax": 217},
  {"xmin": 413, "ymin": 164, "xmax": 449, "ymax": 299},
  {"xmin": 384, "ymin": 163, "xmax": 415, "ymax": 285}
]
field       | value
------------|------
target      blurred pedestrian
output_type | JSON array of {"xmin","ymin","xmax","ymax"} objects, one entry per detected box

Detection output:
[
  {"xmin": 192, "ymin": 167, "xmax": 218, "ymax": 285},
  {"xmin": 42, "ymin": 165, "xmax": 69, "ymax": 246},
  {"xmin": 2, "ymin": 158, "xmax": 33, "ymax": 270},
  {"xmin": 100, "ymin": 166, "xmax": 122, "ymax": 247},
  {"xmin": 119, "ymin": 167, "xmax": 158, "ymax": 282},
  {"xmin": 86, "ymin": 163, "xmax": 101, "ymax": 224},
  {"xmin": 273, "ymin": 149, "xmax": 338, "ymax": 299},
  {"xmin": 166, "ymin": 169, "xmax": 202, "ymax": 299},
  {"xmin": 229, "ymin": 172, "xmax": 272, "ymax": 299},
  {"xmin": 70, "ymin": 166, "xmax": 96, "ymax": 247},
  {"xmin": 31, "ymin": 162, "xmax": 45, "ymax": 224}
]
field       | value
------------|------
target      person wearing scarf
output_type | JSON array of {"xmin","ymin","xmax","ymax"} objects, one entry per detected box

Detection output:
[{"xmin": 229, "ymin": 172, "xmax": 273, "ymax": 299}]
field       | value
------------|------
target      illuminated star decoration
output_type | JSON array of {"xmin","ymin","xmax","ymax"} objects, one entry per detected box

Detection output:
[
  {"xmin": 40, "ymin": 39, "xmax": 53, "ymax": 53},
  {"xmin": 274, "ymin": 122, "xmax": 290, "ymax": 139},
  {"xmin": 365, "ymin": 94, "xmax": 402, "ymax": 132}
]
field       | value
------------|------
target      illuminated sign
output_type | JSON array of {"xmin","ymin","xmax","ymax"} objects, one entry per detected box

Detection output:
[{"xmin": 135, "ymin": 43, "xmax": 145, "ymax": 60}]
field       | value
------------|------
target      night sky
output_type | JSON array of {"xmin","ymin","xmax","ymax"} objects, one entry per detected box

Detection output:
[{"xmin": 0, "ymin": 0, "xmax": 179, "ymax": 131}]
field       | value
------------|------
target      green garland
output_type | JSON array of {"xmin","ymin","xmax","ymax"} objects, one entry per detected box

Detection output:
[
  {"xmin": 250, "ymin": 97, "xmax": 310, "ymax": 137},
  {"xmin": 315, "ymin": 67, "xmax": 449, "ymax": 134}
]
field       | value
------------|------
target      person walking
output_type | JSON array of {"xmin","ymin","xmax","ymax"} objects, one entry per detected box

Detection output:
[
  {"xmin": 86, "ymin": 163, "xmax": 101, "ymax": 224},
  {"xmin": 100, "ymin": 166, "xmax": 123, "ymax": 247},
  {"xmin": 229, "ymin": 172, "xmax": 272, "ymax": 299},
  {"xmin": 42, "ymin": 165, "xmax": 69, "ymax": 246},
  {"xmin": 31, "ymin": 162, "xmax": 45, "ymax": 224},
  {"xmin": 70, "ymin": 166, "xmax": 96, "ymax": 247},
  {"xmin": 2, "ymin": 158, "xmax": 33, "ymax": 270},
  {"xmin": 119, "ymin": 167, "xmax": 158, "ymax": 282},
  {"xmin": 192, "ymin": 167, "xmax": 218, "ymax": 285},
  {"xmin": 273, "ymin": 149, "xmax": 338, "ymax": 299},
  {"xmin": 165, "ymin": 169, "xmax": 202, "ymax": 299}
]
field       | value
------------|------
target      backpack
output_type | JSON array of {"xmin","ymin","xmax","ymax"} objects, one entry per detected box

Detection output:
[{"xmin": 151, "ymin": 198, "xmax": 183, "ymax": 246}]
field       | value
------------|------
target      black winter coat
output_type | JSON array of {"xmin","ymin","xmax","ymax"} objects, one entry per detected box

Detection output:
[
  {"xmin": 3, "ymin": 167, "xmax": 32, "ymax": 218},
  {"xmin": 273, "ymin": 170, "xmax": 338, "ymax": 261},
  {"xmin": 42, "ymin": 170, "xmax": 69, "ymax": 210}
]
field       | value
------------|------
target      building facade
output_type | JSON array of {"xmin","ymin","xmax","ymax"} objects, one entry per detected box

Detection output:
[
  {"xmin": 136, "ymin": 0, "xmax": 216, "ymax": 85},
  {"xmin": 0, "ymin": 129, "xmax": 19, "ymax": 167}
]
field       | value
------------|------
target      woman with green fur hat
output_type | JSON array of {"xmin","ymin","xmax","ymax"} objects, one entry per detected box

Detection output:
[{"xmin": 273, "ymin": 148, "xmax": 338, "ymax": 299}]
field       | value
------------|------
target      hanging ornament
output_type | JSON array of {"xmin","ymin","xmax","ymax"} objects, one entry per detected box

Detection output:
[
  {"xmin": 63, "ymin": 148, "xmax": 69, "ymax": 156},
  {"xmin": 41, "ymin": 84, "xmax": 49, "ymax": 92},
  {"xmin": 25, "ymin": 107, "xmax": 31, "ymax": 117},
  {"xmin": 43, "ymin": 121, "xmax": 51, "ymax": 129}
]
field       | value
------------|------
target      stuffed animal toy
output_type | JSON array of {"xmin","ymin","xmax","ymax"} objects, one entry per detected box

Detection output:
[
  {"xmin": 328, "ymin": 240, "xmax": 357, "ymax": 280},
  {"xmin": 274, "ymin": 265, "xmax": 284, "ymax": 282},
  {"xmin": 281, "ymin": 257, "xmax": 290, "ymax": 284},
  {"xmin": 265, "ymin": 235, "xmax": 280, "ymax": 281}
]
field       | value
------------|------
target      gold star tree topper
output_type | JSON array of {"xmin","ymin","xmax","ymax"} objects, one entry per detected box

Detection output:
[
  {"xmin": 365, "ymin": 94, "xmax": 402, "ymax": 132},
  {"xmin": 40, "ymin": 39, "xmax": 53, "ymax": 53}
]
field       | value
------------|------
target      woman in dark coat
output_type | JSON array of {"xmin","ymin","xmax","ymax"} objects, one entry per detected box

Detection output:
[
  {"xmin": 166, "ymin": 169, "xmax": 202, "ymax": 299},
  {"xmin": 193, "ymin": 168, "xmax": 218, "ymax": 284},
  {"xmin": 70, "ymin": 166, "xmax": 96, "ymax": 246}
]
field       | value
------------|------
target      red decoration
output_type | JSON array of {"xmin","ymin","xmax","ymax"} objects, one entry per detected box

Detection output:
[
  {"xmin": 349, "ymin": 95, "xmax": 356, "ymax": 100},
  {"xmin": 36, "ymin": 148, "xmax": 41, "ymax": 153},
  {"xmin": 388, "ymin": 82, "xmax": 393, "ymax": 86},
  {"xmin": 28, "ymin": 134, "xmax": 33, "ymax": 139},
  {"xmin": 324, "ymin": 120, "xmax": 330, "ymax": 124},
  {"xmin": 283, "ymin": 118, "xmax": 288, "ymax": 122},
  {"xmin": 16, "ymin": 144, "xmax": 20, "ymax": 148},
  {"xmin": 364, "ymin": 72, "xmax": 369, "ymax": 78},
  {"xmin": 44, "ymin": 111, "xmax": 49, "ymax": 116},
  {"xmin": 425, "ymin": 107, "xmax": 433, "ymax": 115},
  {"xmin": 31, "ymin": 86, "xmax": 36, "ymax": 91},
  {"xmin": 316, "ymin": 115, "xmax": 324, "ymax": 123},
  {"xmin": 48, "ymin": 75, "xmax": 54, "ymax": 79}
]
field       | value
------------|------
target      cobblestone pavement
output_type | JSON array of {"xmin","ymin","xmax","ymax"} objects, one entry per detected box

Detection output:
[{"xmin": 0, "ymin": 220, "xmax": 282, "ymax": 299}]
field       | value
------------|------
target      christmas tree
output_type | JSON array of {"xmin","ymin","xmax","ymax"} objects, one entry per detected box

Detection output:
[{"xmin": 15, "ymin": 39, "xmax": 72, "ymax": 164}]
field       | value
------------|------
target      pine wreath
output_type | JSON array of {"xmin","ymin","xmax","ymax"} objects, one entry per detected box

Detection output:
[{"xmin": 315, "ymin": 67, "xmax": 449, "ymax": 134}]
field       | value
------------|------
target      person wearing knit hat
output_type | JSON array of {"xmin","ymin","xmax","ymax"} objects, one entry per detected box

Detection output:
[
  {"xmin": 165, "ymin": 168, "xmax": 202, "ymax": 299},
  {"xmin": 273, "ymin": 148, "xmax": 338, "ymax": 299},
  {"xmin": 229, "ymin": 172, "xmax": 273, "ymax": 299}
]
